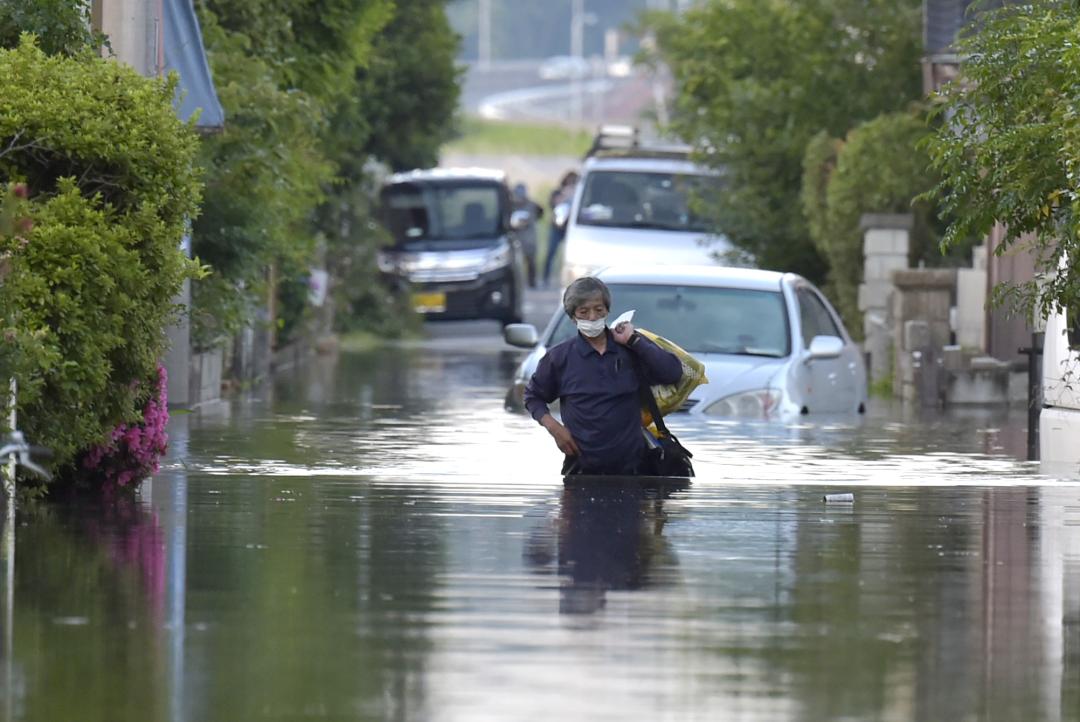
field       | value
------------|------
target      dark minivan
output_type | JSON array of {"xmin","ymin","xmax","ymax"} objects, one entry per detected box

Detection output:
[{"xmin": 376, "ymin": 168, "xmax": 528, "ymax": 324}]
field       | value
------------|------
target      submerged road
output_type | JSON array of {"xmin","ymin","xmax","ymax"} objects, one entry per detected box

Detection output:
[{"xmin": 2, "ymin": 281, "xmax": 1079, "ymax": 721}]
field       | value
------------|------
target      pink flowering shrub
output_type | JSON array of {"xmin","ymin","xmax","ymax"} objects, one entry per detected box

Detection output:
[{"xmin": 79, "ymin": 364, "xmax": 169, "ymax": 491}]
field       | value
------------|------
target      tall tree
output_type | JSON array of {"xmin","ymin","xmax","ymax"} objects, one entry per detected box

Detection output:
[
  {"xmin": 320, "ymin": 0, "xmax": 463, "ymax": 334},
  {"xmin": 923, "ymin": 0, "xmax": 1080, "ymax": 324},
  {"xmin": 0, "ymin": 0, "xmax": 107, "ymax": 55},
  {"xmin": 648, "ymin": 0, "xmax": 923, "ymax": 282},
  {"xmin": 353, "ymin": 0, "xmax": 462, "ymax": 172},
  {"xmin": 193, "ymin": 0, "xmax": 464, "ymax": 344}
]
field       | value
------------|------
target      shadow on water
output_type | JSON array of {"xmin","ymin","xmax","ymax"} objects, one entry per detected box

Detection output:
[{"xmin": 524, "ymin": 480, "xmax": 687, "ymax": 616}]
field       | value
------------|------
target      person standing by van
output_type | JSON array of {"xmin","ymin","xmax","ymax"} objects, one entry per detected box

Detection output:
[
  {"xmin": 512, "ymin": 182, "xmax": 543, "ymax": 289},
  {"xmin": 541, "ymin": 170, "xmax": 579, "ymax": 287}
]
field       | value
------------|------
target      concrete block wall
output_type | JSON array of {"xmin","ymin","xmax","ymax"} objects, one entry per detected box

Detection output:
[
  {"xmin": 892, "ymin": 268, "xmax": 956, "ymax": 406},
  {"xmin": 954, "ymin": 244, "xmax": 987, "ymax": 351},
  {"xmin": 189, "ymin": 348, "xmax": 224, "ymax": 408},
  {"xmin": 95, "ymin": 0, "xmax": 162, "ymax": 77},
  {"xmin": 891, "ymin": 269, "xmax": 956, "ymax": 351},
  {"xmin": 858, "ymin": 214, "xmax": 912, "ymax": 386}
]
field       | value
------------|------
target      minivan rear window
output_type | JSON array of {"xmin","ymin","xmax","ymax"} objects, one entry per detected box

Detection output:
[
  {"xmin": 575, "ymin": 171, "xmax": 713, "ymax": 233},
  {"xmin": 381, "ymin": 182, "xmax": 503, "ymax": 243}
]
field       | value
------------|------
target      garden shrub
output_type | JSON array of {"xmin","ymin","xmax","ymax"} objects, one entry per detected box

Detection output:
[
  {"xmin": 78, "ymin": 364, "xmax": 169, "ymax": 492},
  {"xmin": 0, "ymin": 38, "xmax": 202, "ymax": 489},
  {"xmin": 801, "ymin": 111, "xmax": 944, "ymax": 334}
]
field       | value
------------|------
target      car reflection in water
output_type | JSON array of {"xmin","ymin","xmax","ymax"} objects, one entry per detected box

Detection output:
[
  {"xmin": 505, "ymin": 264, "xmax": 868, "ymax": 421},
  {"xmin": 524, "ymin": 481, "xmax": 686, "ymax": 615}
]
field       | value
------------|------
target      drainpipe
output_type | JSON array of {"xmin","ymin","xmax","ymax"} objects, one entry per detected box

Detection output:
[{"xmin": 1018, "ymin": 332, "xmax": 1044, "ymax": 461}]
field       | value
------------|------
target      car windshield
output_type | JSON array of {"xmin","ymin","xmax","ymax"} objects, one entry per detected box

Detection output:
[
  {"xmin": 575, "ymin": 170, "xmax": 713, "ymax": 233},
  {"xmin": 380, "ymin": 182, "xmax": 503, "ymax": 243},
  {"xmin": 549, "ymin": 283, "xmax": 791, "ymax": 357}
]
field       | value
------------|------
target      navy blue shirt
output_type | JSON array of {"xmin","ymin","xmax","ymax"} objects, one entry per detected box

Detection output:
[{"xmin": 524, "ymin": 329, "xmax": 682, "ymax": 473}]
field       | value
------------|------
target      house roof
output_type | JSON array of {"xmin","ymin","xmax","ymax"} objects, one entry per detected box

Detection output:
[
  {"xmin": 924, "ymin": 0, "xmax": 1010, "ymax": 58},
  {"xmin": 164, "ymin": 0, "xmax": 224, "ymax": 130},
  {"xmin": 924, "ymin": 0, "xmax": 975, "ymax": 56}
]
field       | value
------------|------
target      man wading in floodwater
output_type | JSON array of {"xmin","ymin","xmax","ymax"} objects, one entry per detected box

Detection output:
[{"xmin": 524, "ymin": 277, "xmax": 683, "ymax": 475}]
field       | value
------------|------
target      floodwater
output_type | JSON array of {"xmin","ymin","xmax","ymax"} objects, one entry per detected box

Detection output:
[{"xmin": 2, "ymin": 327, "xmax": 1079, "ymax": 722}]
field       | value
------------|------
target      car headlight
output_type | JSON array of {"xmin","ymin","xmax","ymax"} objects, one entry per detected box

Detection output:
[
  {"xmin": 703, "ymin": 389, "xmax": 783, "ymax": 419},
  {"xmin": 478, "ymin": 243, "xmax": 512, "ymax": 274}
]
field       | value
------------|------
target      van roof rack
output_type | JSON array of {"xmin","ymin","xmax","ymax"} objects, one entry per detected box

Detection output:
[{"xmin": 584, "ymin": 125, "xmax": 693, "ymax": 160}]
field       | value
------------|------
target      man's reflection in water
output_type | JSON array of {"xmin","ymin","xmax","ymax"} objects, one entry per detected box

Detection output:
[{"xmin": 524, "ymin": 481, "xmax": 684, "ymax": 614}]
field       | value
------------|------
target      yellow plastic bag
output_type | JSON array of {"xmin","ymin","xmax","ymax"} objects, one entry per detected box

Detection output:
[{"xmin": 637, "ymin": 328, "xmax": 708, "ymax": 428}]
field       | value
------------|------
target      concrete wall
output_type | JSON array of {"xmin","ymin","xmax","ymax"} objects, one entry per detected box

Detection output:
[
  {"xmin": 94, "ymin": 0, "xmax": 163, "ymax": 76},
  {"xmin": 858, "ymin": 214, "xmax": 912, "ymax": 387},
  {"xmin": 892, "ymin": 268, "xmax": 956, "ymax": 405},
  {"xmin": 94, "ymin": 0, "xmax": 194, "ymax": 408},
  {"xmin": 189, "ymin": 348, "xmax": 223, "ymax": 408},
  {"xmin": 955, "ymin": 244, "xmax": 987, "ymax": 351},
  {"xmin": 986, "ymin": 224, "xmax": 1036, "ymax": 364}
]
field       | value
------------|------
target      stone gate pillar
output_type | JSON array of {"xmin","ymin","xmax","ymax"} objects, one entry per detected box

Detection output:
[{"xmin": 858, "ymin": 213, "xmax": 912, "ymax": 387}]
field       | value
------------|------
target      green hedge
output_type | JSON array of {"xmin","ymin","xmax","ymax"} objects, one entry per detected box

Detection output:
[
  {"xmin": 801, "ymin": 112, "xmax": 943, "ymax": 334},
  {"xmin": 0, "ymin": 38, "xmax": 202, "ymax": 481}
]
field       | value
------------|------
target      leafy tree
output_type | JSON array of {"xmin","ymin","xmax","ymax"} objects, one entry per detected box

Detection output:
[
  {"xmin": 202, "ymin": 0, "xmax": 393, "ymax": 105},
  {"xmin": 190, "ymin": 9, "xmax": 334, "ymax": 350},
  {"xmin": 923, "ymin": 0, "xmax": 1080, "ymax": 324},
  {"xmin": 192, "ymin": 0, "xmax": 463, "ymax": 346},
  {"xmin": 802, "ymin": 112, "xmax": 947, "ymax": 331},
  {"xmin": 0, "ymin": 39, "xmax": 201, "ymax": 480},
  {"xmin": 647, "ymin": 0, "xmax": 923, "ymax": 283},
  {"xmin": 353, "ymin": 0, "xmax": 462, "ymax": 172},
  {"xmin": 0, "ymin": 0, "xmax": 107, "ymax": 55},
  {"xmin": 321, "ymin": 0, "xmax": 463, "ymax": 336}
]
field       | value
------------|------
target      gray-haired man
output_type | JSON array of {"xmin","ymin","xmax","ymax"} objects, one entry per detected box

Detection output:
[{"xmin": 524, "ymin": 277, "xmax": 682, "ymax": 475}]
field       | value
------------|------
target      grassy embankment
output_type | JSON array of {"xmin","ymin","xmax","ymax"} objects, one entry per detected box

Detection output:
[{"xmin": 442, "ymin": 117, "xmax": 593, "ymax": 156}]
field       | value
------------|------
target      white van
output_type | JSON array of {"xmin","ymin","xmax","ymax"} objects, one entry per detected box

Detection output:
[
  {"xmin": 1040, "ymin": 284, "xmax": 1080, "ymax": 473},
  {"xmin": 559, "ymin": 129, "xmax": 731, "ymax": 286}
]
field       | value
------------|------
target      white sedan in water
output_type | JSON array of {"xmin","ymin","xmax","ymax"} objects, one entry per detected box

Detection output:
[{"xmin": 504, "ymin": 264, "xmax": 868, "ymax": 420}]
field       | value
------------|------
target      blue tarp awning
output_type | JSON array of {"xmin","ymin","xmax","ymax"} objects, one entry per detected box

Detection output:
[{"xmin": 164, "ymin": 0, "xmax": 224, "ymax": 130}]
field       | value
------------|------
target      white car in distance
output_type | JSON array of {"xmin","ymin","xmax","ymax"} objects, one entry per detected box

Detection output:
[
  {"xmin": 558, "ymin": 135, "xmax": 734, "ymax": 286},
  {"xmin": 504, "ymin": 264, "xmax": 868, "ymax": 420}
]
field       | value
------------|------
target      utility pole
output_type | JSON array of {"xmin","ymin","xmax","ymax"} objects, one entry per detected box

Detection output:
[
  {"xmin": 570, "ymin": 0, "xmax": 585, "ymax": 126},
  {"xmin": 478, "ymin": 0, "xmax": 492, "ymax": 70}
]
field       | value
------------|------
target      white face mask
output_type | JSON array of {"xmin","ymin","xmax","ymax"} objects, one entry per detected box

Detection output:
[{"xmin": 576, "ymin": 316, "xmax": 607, "ymax": 338}]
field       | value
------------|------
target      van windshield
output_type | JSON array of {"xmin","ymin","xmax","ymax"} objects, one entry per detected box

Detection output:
[
  {"xmin": 381, "ymin": 183, "xmax": 504, "ymax": 243},
  {"xmin": 575, "ymin": 171, "xmax": 713, "ymax": 233},
  {"xmin": 548, "ymin": 283, "xmax": 791, "ymax": 357}
]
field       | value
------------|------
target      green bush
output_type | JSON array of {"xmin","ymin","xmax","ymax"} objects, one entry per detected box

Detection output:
[
  {"xmin": 321, "ymin": 182, "xmax": 421, "ymax": 339},
  {"xmin": 0, "ymin": 0, "xmax": 107, "ymax": 56},
  {"xmin": 801, "ymin": 111, "xmax": 944, "ymax": 334},
  {"xmin": 922, "ymin": 1, "xmax": 1080, "ymax": 327},
  {"xmin": 0, "ymin": 38, "xmax": 202, "ymax": 482},
  {"xmin": 190, "ymin": 12, "xmax": 332, "ymax": 351}
]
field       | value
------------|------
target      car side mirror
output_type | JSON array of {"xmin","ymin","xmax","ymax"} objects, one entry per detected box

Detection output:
[
  {"xmin": 553, "ymin": 201, "xmax": 570, "ymax": 230},
  {"xmin": 805, "ymin": 335, "xmax": 844, "ymax": 362},
  {"xmin": 504, "ymin": 323, "xmax": 539, "ymax": 348},
  {"xmin": 509, "ymin": 209, "xmax": 532, "ymax": 231}
]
